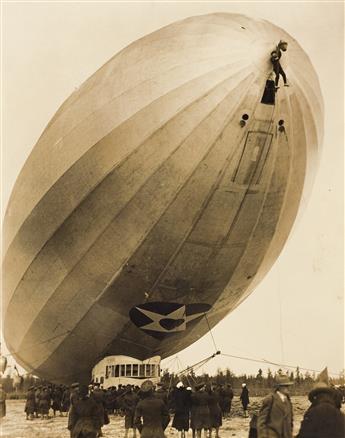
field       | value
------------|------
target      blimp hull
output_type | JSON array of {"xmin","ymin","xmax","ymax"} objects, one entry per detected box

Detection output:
[{"xmin": 3, "ymin": 13, "xmax": 323, "ymax": 384}]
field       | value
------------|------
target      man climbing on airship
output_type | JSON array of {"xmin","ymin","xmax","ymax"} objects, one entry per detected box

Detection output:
[{"xmin": 271, "ymin": 40, "xmax": 289, "ymax": 88}]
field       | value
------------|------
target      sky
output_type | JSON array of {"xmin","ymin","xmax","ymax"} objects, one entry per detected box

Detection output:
[{"xmin": 1, "ymin": 1, "xmax": 344, "ymax": 379}]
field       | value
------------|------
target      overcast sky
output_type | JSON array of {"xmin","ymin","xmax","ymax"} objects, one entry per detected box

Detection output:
[{"xmin": 2, "ymin": 1, "xmax": 344, "ymax": 379}]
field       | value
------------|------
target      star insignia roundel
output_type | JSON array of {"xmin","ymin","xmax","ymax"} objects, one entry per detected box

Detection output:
[{"xmin": 129, "ymin": 302, "xmax": 211, "ymax": 340}]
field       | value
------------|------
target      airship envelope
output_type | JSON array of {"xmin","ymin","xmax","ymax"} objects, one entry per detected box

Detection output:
[{"xmin": 3, "ymin": 13, "xmax": 323, "ymax": 383}]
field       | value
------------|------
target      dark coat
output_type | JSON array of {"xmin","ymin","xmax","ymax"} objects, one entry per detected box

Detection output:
[
  {"xmin": 171, "ymin": 388, "xmax": 191, "ymax": 431},
  {"xmin": 0, "ymin": 389, "xmax": 6, "ymax": 418},
  {"xmin": 190, "ymin": 390, "xmax": 211, "ymax": 430},
  {"xmin": 240, "ymin": 387, "xmax": 250, "ymax": 408},
  {"xmin": 296, "ymin": 391, "xmax": 345, "ymax": 438},
  {"xmin": 38, "ymin": 390, "xmax": 51, "ymax": 415},
  {"xmin": 68, "ymin": 396, "xmax": 100, "ymax": 438},
  {"xmin": 52, "ymin": 388, "xmax": 62, "ymax": 411},
  {"xmin": 134, "ymin": 394, "xmax": 170, "ymax": 438},
  {"xmin": 121, "ymin": 391, "xmax": 139, "ymax": 428},
  {"xmin": 257, "ymin": 392, "xmax": 293, "ymax": 438},
  {"xmin": 25, "ymin": 389, "xmax": 36, "ymax": 414},
  {"xmin": 207, "ymin": 390, "xmax": 222, "ymax": 428},
  {"xmin": 61, "ymin": 388, "xmax": 71, "ymax": 412},
  {"xmin": 91, "ymin": 388, "xmax": 106, "ymax": 427},
  {"xmin": 155, "ymin": 388, "xmax": 168, "ymax": 405}
]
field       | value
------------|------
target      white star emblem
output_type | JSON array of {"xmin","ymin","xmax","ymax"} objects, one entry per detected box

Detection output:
[{"xmin": 136, "ymin": 305, "xmax": 207, "ymax": 333}]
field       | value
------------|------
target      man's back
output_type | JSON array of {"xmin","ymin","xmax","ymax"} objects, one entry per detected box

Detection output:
[{"xmin": 135, "ymin": 395, "xmax": 170, "ymax": 438}]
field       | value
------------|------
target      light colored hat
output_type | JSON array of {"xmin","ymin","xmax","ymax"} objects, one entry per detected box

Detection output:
[
  {"xmin": 275, "ymin": 376, "xmax": 294, "ymax": 387},
  {"xmin": 176, "ymin": 381, "xmax": 184, "ymax": 388},
  {"xmin": 242, "ymin": 383, "xmax": 246, "ymax": 387},
  {"xmin": 140, "ymin": 380, "xmax": 154, "ymax": 393},
  {"xmin": 186, "ymin": 387, "xmax": 192, "ymax": 391}
]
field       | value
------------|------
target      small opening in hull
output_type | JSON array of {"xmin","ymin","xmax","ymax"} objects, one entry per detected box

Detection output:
[{"xmin": 261, "ymin": 79, "xmax": 276, "ymax": 105}]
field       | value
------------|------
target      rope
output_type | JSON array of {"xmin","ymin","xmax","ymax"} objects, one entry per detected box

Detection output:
[
  {"xmin": 204, "ymin": 313, "xmax": 218, "ymax": 353},
  {"xmin": 221, "ymin": 353, "xmax": 342, "ymax": 378}
]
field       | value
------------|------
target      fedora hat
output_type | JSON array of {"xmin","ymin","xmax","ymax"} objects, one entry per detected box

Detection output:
[
  {"xmin": 275, "ymin": 376, "xmax": 294, "ymax": 387},
  {"xmin": 140, "ymin": 380, "xmax": 154, "ymax": 393}
]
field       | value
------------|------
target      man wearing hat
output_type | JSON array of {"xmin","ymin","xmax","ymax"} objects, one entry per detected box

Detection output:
[
  {"xmin": 68, "ymin": 384, "xmax": 101, "ymax": 438},
  {"xmin": 190, "ymin": 382, "xmax": 211, "ymax": 438},
  {"xmin": 134, "ymin": 380, "xmax": 170, "ymax": 438},
  {"xmin": 70, "ymin": 383, "xmax": 80, "ymax": 407},
  {"xmin": 121, "ymin": 384, "xmax": 139, "ymax": 438},
  {"xmin": 270, "ymin": 40, "xmax": 289, "ymax": 88},
  {"xmin": 257, "ymin": 375, "xmax": 293, "ymax": 438},
  {"xmin": 240, "ymin": 383, "xmax": 250, "ymax": 418},
  {"xmin": 91, "ymin": 382, "xmax": 107, "ymax": 437},
  {"xmin": 25, "ymin": 386, "xmax": 36, "ymax": 420},
  {"xmin": 296, "ymin": 368, "xmax": 345, "ymax": 438}
]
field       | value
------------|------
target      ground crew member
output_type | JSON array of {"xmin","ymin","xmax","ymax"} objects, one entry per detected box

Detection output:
[
  {"xmin": 91, "ymin": 382, "xmax": 108, "ymax": 437},
  {"xmin": 25, "ymin": 386, "xmax": 36, "ymax": 420},
  {"xmin": 257, "ymin": 375, "xmax": 293, "ymax": 438},
  {"xmin": 240, "ymin": 383, "xmax": 250, "ymax": 418},
  {"xmin": 296, "ymin": 369, "xmax": 345, "ymax": 438},
  {"xmin": 171, "ymin": 381, "xmax": 191, "ymax": 438},
  {"xmin": 121, "ymin": 385, "xmax": 139, "ymax": 438},
  {"xmin": 134, "ymin": 380, "xmax": 170, "ymax": 438},
  {"xmin": 190, "ymin": 382, "xmax": 211, "ymax": 438},
  {"xmin": 0, "ymin": 384, "xmax": 6, "ymax": 418},
  {"xmin": 68, "ymin": 384, "xmax": 100, "ymax": 438}
]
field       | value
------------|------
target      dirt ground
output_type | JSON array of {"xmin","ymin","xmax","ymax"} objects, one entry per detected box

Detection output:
[{"xmin": 0, "ymin": 396, "xmax": 310, "ymax": 438}]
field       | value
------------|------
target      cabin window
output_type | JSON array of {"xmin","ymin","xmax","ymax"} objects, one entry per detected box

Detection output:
[
  {"xmin": 120, "ymin": 364, "xmax": 126, "ymax": 377},
  {"xmin": 126, "ymin": 364, "xmax": 132, "ymax": 377},
  {"xmin": 133, "ymin": 364, "xmax": 139, "ymax": 377},
  {"xmin": 145, "ymin": 364, "xmax": 151, "ymax": 376},
  {"xmin": 139, "ymin": 365, "xmax": 145, "ymax": 377},
  {"xmin": 100, "ymin": 377, "xmax": 104, "ymax": 384},
  {"xmin": 115, "ymin": 365, "xmax": 119, "ymax": 377}
]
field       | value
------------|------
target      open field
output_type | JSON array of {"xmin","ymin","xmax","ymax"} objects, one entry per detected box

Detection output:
[{"xmin": 0, "ymin": 396, "xmax": 314, "ymax": 437}]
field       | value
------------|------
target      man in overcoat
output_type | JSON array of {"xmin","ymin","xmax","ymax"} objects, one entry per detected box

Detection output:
[
  {"xmin": 134, "ymin": 380, "xmax": 170, "ymax": 438},
  {"xmin": 256, "ymin": 376, "xmax": 293, "ymax": 438},
  {"xmin": 68, "ymin": 384, "xmax": 101, "ymax": 438},
  {"xmin": 296, "ymin": 382, "xmax": 345, "ymax": 438}
]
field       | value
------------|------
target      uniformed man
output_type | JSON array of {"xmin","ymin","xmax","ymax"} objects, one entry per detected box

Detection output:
[
  {"xmin": 134, "ymin": 380, "xmax": 170, "ymax": 438},
  {"xmin": 121, "ymin": 385, "xmax": 139, "ymax": 438},
  {"xmin": 91, "ymin": 382, "xmax": 106, "ymax": 437},
  {"xmin": 25, "ymin": 386, "xmax": 36, "ymax": 420},
  {"xmin": 68, "ymin": 384, "xmax": 100, "ymax": 438},
  {"xmin": 0, "ymin": 384, "xmax": 6, "ymax": 418},
  {"xmin": 70, "ymin": 383, "xmax": 80, "ymax": 407}
]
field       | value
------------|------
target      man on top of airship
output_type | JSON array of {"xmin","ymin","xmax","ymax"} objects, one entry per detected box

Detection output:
[{"xmin": 271, "ymin": 40, "xmax": 289, "ymax": 88}]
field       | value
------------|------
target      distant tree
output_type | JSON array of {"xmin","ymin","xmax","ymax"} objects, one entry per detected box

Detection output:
[
  {"xmin": 256, "ymin": 369, "xmax": 263, "ymax": 379},
  {"xmin": 295, "ymin": 367, "xmax": 301, "ymax": 384},
  {"xmin": 267, "ymin": 369, "xmax": 274, "ymax": 387},
  {"xmin": 225, "ymin": 368, "xmax": 234, "ymax": 384}
]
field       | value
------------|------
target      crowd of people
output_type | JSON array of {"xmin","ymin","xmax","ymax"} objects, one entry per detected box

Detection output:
[
  {"xmin": 22, "ymin": 380, "xmax": 238, "ymax": 437},
  {"xmin": 17, "ymin": 376, "xmax": 345, "ymax": 437},
  {"xmin": 0, "ymin": 376, "xmax": 340, "ymax": 437}
]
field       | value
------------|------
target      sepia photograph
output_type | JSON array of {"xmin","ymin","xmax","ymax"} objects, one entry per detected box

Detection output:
[{"xmin": 1, "ymin": 1, "xmax": 344, "ymax": 437}]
